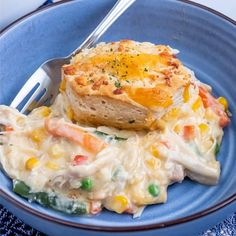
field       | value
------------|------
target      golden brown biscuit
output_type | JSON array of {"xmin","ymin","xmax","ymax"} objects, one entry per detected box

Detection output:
[{"xmin": 61, "ymin": 40, "xmax": 192, "ymax": 130}]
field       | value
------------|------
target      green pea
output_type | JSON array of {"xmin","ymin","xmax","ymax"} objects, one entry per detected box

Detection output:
[
  {"xmin": 81, "ymin": 178, "xmax": 93, "ymax": 191},
  {"xmin": 148, "ymin": 183, "xmax": 160, "ymax": 197},
  {"xmin": 215, "ymin": 143, "xmax": 220, "ymax": 155}
]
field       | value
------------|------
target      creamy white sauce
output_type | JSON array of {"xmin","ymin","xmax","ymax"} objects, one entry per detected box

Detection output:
[{"xmin": 0, "ymin": 69, "xmax": 227, "ymax": 216}]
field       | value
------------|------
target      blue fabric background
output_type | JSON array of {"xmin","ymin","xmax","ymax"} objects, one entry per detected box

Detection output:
[{"xmin": 0, "ymin": 204, "xmax": 235, "ymax": 236}]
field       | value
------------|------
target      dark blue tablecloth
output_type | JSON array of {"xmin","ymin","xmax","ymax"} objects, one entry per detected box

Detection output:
[{"xmin": 0, "ymin": 204, "xmax": 235, "ymax": 236}]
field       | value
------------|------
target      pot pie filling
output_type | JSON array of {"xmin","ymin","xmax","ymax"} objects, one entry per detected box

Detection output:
[{"xmin": 0, "ymin": 41, "xmax": 230, "ymax": 217}]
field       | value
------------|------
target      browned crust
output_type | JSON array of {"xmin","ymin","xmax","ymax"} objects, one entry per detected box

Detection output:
[
  {"xmin": 62, "ymin": 41, "xmax": 190, "ymax": 111},
  {"xmin": 61, "ymin": 40, "xmax": 192, "ymax": 129}
]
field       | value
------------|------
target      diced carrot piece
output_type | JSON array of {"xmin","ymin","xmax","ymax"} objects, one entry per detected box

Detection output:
[
  {"xmin": 72, "ymin": 155, "xmax": 88, "ymax": 166},
  {"xmin": 90, "ymin": 201, "xmax": 102, "ymax": 215},
  {"xmin": 45, "ymin": 118, "xmax": 107, "ymax": 154},
  {"xmin": 5, "ymin": 126, "xmax": 14, "ymax": 132},
  {"xmin": 183, "ymin": 125, "xmax": 196, "ymax": 141},
  {"xmin": 218, "ymin": 110, "xmax": 230, "ymax": 128},
  {"xmin": 198, "ymin": 86, "xmax": 230, "ymax": 128},
  {"xmin": 198, "ymin": 86, "xmax": 211, "ymax": 108}
]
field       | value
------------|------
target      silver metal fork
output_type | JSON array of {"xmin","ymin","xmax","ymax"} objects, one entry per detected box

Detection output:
[{"xmin": 10, "ymin": 0, "xmax": 135, "ymax": 113}]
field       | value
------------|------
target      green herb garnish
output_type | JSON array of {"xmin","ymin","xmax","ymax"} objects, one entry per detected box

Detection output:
[
  {"xmin": 114, "ymin": 81, "xmax": 121, "ymax": 88},
  {"xmin": 94, "ymin": 131, "xmax": 127, "ymax": 141}
]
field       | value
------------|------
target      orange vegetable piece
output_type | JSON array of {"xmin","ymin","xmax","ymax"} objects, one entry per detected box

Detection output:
[
  {"xmin": 72, "ymin": 155, "xmax": 88, "ymax": 166},
  {"xmin": 5, "ymin": 126, "xmax": 14, "ymax": 132},
  {"xmin": 183, "ymin": 125, "xmax": 196, "ymax": 141},
  {"xmin": 198, "ymin": 86, "xmax": 230, "ymax": 128},
  {"xmin": 45, "ymin": 118, "xmax": 107, "ymax": 154}
]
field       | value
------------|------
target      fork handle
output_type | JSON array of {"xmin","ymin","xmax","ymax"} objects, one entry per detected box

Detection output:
[{"xmin": 70, "ymin": 0, "xmax": 136, "ymax": 56}]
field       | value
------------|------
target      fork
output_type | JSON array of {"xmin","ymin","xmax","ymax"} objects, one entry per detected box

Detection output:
[{"xmin": 10, "ymin": 0, "xmax": 135, "ymax": 114}]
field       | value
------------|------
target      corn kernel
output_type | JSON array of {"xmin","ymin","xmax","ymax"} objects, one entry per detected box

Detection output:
[
  {"xmin": 66, "ymin": 107, "xmax": 74, "ymax": 120},
  {"xmin": 146, "ymin": 158, "xmax": 160, "ymax": 169},
  {"xmin": 170, "ymin": 107, "xmax": 180, "ymax": 117},
  {"xmin": 112, "ymin": 195, "xmax": 128, "ymax": 214},
  {"xmin": 183, "ymin": 84, "xmax": 190, "ymax": 103},
  {"xmin": 45, "ymin": 161, "xmax": 59, "ymax": 170},
  {"xmin": 48, "ymin": 144, "xmax": 64, "ymax": 159},
  {"xmin": 29, "ymin": 128, "xmax": 46, "ymax": 143},
  {"xmin": 25, "ymin": 157, "xmax": 39, "ymax": 170},
  {"xmin": 164, "ymin": 108, "xmax": 181, "ymax": 120},
  {"xmin": 173, "ymin": 124, "xmax": 181, "ymax": 133},
  {"xmin": 192, "ymin": 97, "xmax": 202, "ymax": 111},
  {"xmin": 218, "ymin": 96, "xmax": 228, "ymax": 111},
  {"xmin": 40, "ymin": 106, "xmax": 51, "ymax": 117},
  {"xmin": 150, "ymin": 145, "xmax": 160, "ymax": 158},
  {"xmin": 198, "ymin": 123, "xmax": 209, "ymax": 135}
]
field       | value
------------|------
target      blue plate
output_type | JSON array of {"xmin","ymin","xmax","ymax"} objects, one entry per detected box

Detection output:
[{"xmin": 0, "ymin": 0, "xmax": 235, "ymax": 235}]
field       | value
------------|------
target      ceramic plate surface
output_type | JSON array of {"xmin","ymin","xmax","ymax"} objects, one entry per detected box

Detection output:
[{"xmin": 0, "ymin": 0, "xmax": 235, "ymax": 233}]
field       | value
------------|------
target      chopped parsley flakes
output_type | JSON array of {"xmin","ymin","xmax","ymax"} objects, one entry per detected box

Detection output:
[{"xmin": 114, "ymin": 81, "xmax": 121, "ymax": 88}]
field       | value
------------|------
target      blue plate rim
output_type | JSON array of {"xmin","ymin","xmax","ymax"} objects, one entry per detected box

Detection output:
[
  {"xmin": 0, "ymin": 0, "xmax": 235, "ymax": 232},
  {"xmin": 0, "ymin": 0, "xmax": 235, "ymax": 36}
]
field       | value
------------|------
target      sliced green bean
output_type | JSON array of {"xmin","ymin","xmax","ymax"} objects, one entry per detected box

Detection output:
[
  {"xmin": 13, "ymin": 179, "xmax": 88, "ymax": 215},
  {"xmin": 13, "ymin": 179, "xmax": 31, "ymax": 198},
  {"xmin": 215, "ymin": 143, "xmax": 220, "ymax": 155}
]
